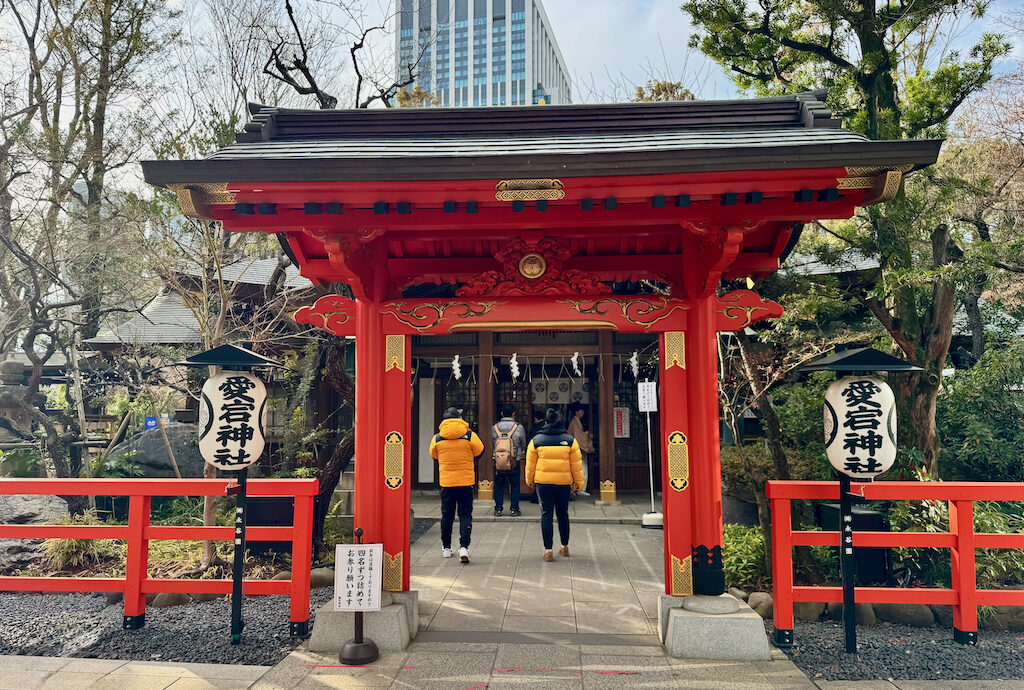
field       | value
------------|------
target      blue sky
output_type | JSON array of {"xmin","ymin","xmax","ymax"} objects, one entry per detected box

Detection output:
[{"xmin": 542, "ymin": 0, "xmax": 1022, "ymax": 104}]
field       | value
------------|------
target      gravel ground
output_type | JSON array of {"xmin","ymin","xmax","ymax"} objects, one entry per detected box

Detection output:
[
  {"xmin": 773, "ymin": 620, "xmax": 1024, "ymax": 681},
  {"xmin": 0, "ymin": 589, "xmax": 333, "ymax": 666},
  {"xmin": 0, "ymin": 522, "xmax": 439, "ymax": 666}
]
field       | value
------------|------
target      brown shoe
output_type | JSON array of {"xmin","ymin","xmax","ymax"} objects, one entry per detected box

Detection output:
[
  {"xmin": 559, "ymin": 545, "xmax": 569, "ymax": 557},
  {"xmin": 543, "ymin": 550, "xmax": 554, "ymax": 562}
]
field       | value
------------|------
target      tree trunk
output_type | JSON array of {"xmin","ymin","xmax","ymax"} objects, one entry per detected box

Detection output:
[
  {"xmin": 962, "ymin": 285, "xmax": 985, "ymax": 365},
  {"xmin": 894, "ymin": 371, "xmax": 942, "ymax": 476}
]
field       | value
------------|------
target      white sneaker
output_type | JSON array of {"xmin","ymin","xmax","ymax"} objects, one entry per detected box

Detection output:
[
  {"xmin": 442, "ymin": 547, "xmax": 452, "ymax": 558},
  {"xmin": 459, "ymin": 547, "xmax": 470, "ymax": 563},
  {"xmin": 577, "ymin": 490, "xmax": 590, "ymax": 496}
]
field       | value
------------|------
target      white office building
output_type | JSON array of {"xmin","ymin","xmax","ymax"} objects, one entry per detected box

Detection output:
[{"xmin": 396, "ymin": 0, "xmax": 571, "ymax": 107}]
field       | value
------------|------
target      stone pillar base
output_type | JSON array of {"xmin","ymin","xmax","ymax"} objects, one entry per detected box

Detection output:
[
  {"xmin": 659, "ymin": 594, "xmax": 771, "ymax": 661},
  {"xmin": 308, "ymin": 590, "xmax": 419, "ymax": 653},
  {"xmin": 593, "ymin": 500, "xmax": 621, "ymax": 507}
]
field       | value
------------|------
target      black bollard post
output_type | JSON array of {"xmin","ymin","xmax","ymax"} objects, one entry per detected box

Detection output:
[
  {"xmin": 339, "ymin": 528, "xmax": 379, "ymax": 665},
  {"xmin": 839, "ymin": 473, "xmax": 857, "ymax": 654},
  {"xmin": 229, "ymin": 469, "xmax": 248, "ymax": 645}
]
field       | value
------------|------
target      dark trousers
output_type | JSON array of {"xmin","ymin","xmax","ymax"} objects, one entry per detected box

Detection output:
[
  {"xmin": 493, "ymin": 465, "xmax": 520, "ymax": 511},
  {"xmin": 536, "ymin": 483, "xmax": 571, "ymax": 550},
  {"xmin": 440, "ymin": 485, "xmax": 474, "ymax": 549}
]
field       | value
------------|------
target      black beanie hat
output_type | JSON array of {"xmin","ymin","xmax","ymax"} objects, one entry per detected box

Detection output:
[{"xmin": 443, "ymin": 407, "xmax": 464, "ymax": 419}]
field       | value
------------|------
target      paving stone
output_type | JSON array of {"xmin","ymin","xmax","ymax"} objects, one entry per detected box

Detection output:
[
  {"xmin": 575, "ymin": 601, "xmax": 653, "ymax": 635},
  {"xmin": 38, "ymin": 672, "xmax": 105, "ymax": 690},
  {"xmin": 502, "ymin": 614, "xmax": 578, "ymax": 633}
]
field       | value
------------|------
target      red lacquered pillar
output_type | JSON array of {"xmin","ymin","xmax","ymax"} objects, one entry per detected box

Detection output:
[
  {"xmin": 354, "ymin": 299, "xmax": 384, "ymax": 545},
  {"xmin": 660, "ymin": 331, "xmax": 693, "ymax": 596},
  {"xmin": 381, "ymin": 333, "xmax": 412, "ymax": 591},
  {"xmin": 686, "ymin": 295, "xmax": 726, "ymax": 595}
]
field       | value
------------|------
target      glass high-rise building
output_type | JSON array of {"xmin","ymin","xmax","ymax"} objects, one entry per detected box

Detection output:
[{"xmin": 396, "ymin": 0, "xmax": 571, "ymax": 107}]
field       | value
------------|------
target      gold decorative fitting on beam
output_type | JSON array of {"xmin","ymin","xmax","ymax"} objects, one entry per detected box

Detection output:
[
  {"xmin": 383, "ymin": 551, "xmax": 403, "ymax": 592},
  {"xmin": 664, "ymin": 331, "xmax": 686, "ymax": 369},
  {"xmin": 166, "ymin": 182, "xmax": 236, "ymax": 219},
  {"xmin": 384, "ymin": 431, "xmax": 404, "ymax": 490},
  {"xmin": 385, "ymin": 335, "xmax": 406, "ymax": 371},
  {"xmin": 671, "ymin": 555, "xmax": 694, "ymax": 596},
  {"xmin": 667, "ymin": 431, "xmax": 689, "ymax": 491},
  {"xmin": 495, "ymin": 179, "xmax": 566, "ymax": 201},
  {"xmin": 838, "ymin": 167, "xmax": 908, "ymax": 205}
]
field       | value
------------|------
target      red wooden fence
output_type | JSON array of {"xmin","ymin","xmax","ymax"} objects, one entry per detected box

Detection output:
[
  {"xmin": 0, "ymin": 478, "xmax": 317, "ymax": 637},
  {"xmin": 767, "ymin": 480, "xmax": 1024, "ymax": 647}
]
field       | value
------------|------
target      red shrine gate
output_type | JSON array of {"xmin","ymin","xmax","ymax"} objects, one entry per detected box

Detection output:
[{"xmin": 142, "ymin": 90, "xmax": 940, "ymax": 598}]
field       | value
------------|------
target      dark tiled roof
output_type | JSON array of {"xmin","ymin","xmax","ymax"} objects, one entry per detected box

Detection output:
[
  {"xmin": 86, "ymin": 291, "xmax": 202, "ymax": 346},
  {"xmin": 141, "ymin": 90, "xmax": 942, "ymax": 185},
  {"xmin": 178, "ymin": 257, "xmax": 312, "ymax": 289}
]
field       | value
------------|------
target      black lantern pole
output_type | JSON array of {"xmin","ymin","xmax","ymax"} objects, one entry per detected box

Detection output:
[{"xmin": 178, "ymin": 344, "xmax": 282, "ymax": 646}]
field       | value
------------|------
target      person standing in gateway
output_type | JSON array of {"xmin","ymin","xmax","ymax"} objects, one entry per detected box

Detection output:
[
  {"xmin": 526, "ymin": 408, "xmax": 584, "ymax": 562},
  {"xmin": 491, "ymin": 403, "xmax": 527, "ymax": 517},
  {"xmin": 429, "ymin": 407, "xmax": 484, "ymax": 563}
]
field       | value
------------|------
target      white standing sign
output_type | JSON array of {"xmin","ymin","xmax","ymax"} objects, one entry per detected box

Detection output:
[
  {"xmin": 824, "ymin": 375, "xmax": 897, "ymax": 480},
  {"xmin": 334, "ymin": 543, "xmax": 384, "ymax": 612},
  {"xmin": 198, "ymin": 372, "xmax": 268, "ymax": 470},
  {"xmin": 638, "ymin": 381, "xmax": 658, "ymax": 413}
]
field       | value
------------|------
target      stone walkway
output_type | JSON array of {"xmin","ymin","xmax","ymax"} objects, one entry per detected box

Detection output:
[
  {"xmin": 411, "ymin": 492, "xmax": 658, "ymax": 524},
  {"xmin": 410, "ymin": 519, "xmax": 663, "ymax": 636},
  {"xmin": 0, "ymin": 654, "xmax": 268, "ymax": 689}
]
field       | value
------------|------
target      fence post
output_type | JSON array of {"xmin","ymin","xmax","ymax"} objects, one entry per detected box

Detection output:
[
  {"xmin": 950, "ymin": 499, "xmax": 978, "ymax": 644},
  {"xmin": 123, "ymin": 494, "xmax": 151, "ymax": 630},
  {"xmin": 771, "ymin": 495, "xmax": 795, "ymax": 646},
  {"xmin": 289, "ymin": 492, "xmax": 314, "ymax": 637}
]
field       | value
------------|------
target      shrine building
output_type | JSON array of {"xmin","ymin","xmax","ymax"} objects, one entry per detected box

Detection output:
[{"xmin": 142, "ymin": 90, "xmax": 940, "ymax": 600}]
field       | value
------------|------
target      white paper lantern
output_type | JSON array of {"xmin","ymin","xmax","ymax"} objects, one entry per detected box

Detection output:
[
  {"xmin": 198, "ymin": 372, "xmax": 268, "ymax": 471},
  {"xmin": 824, "ymin": 375, "xmax": 897, "ymax": 480}
]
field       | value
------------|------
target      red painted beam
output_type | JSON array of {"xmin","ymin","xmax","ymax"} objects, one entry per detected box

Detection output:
[
  {"xmin": 226, "ymin": 168, "xmax": 851, "ymax": 205},
  {"xmin": 0, "ymin": 478, "xmax": 318, "ymax": 497},
  {"xmin": 793, "ymin": 586, "xmax": 958, "ymax": 605},
  {"xmin": 0, "ymin": 577, "xmax": 125, "ymax": 592},
  {"xmin": 211, "ymin": 197, "xmax": 863, "ymax": 234},
  {"xmin": 790, "ymin": 530, "xmax": 957, "ymax": 549},
  {"xmin": 0, "ymin": 525, "xmax": 129, "ymax": 539},
  {"xmin": 977, "ymin": 589, "xmax": 1024, "ymax": 606}
]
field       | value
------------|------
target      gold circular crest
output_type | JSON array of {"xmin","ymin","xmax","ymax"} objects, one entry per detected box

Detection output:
[{"xmin": 518, "ymin": 253, "xmax": 547, "ymax": 280}]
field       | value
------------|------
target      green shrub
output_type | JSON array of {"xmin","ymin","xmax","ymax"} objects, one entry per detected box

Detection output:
[
  {"xmin": 44, "ymin": 513, "xmax": 125, "ymax": 571},
  {"xmin": 723, "ymin": 523, "xmax": 769, "ymax": 591}
]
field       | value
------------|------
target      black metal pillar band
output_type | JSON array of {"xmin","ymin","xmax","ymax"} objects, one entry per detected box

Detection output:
[
  {"xmin": 230, "ymin": 468, "xmax": 248, "ymax": 645},
  {"xmin": 692, "ymin": 544, "xmax": 725, "ymax": 596}
]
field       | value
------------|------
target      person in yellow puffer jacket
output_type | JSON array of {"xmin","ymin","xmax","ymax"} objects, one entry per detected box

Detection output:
[
  {"xmin": 526, "ymin": 408, "xmax": 584, "ymax": 562},
  {"xmin": 429, "ymin": 407, "xmax": 484, "ymax": 563}
]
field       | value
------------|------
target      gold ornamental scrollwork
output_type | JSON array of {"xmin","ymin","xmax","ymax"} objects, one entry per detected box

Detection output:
[
  {"xmin": 383, "ymin": 551, "xmax": 403, "ymax": 592},
  {"xmin": 384, "ymin": 431, "xmax": 404, "ymax": 490},
  {"xmin": 664, "ymin": 331, "xmax": 686, "ymax": 369},
  {"xmin": 671, "ymin": 555, "xmax": 694, "ymax": 596},
  {"xmin": 599, "ymin": 480, "xmax": 617, "ymax": 503},
  {"xmin": 381, "ymin": 301, "xmax": 504, "ymax": 332},
  {"xmin": 495, "ymin": 179, "xmax": 565, "ymax": 201},
  {"xmin": 667, "ymin": 431, "xmax": 689, "ymax": 491},
  {"xmin": 559, "ymin": 297, "xmax": 688, "ymax": 328}
]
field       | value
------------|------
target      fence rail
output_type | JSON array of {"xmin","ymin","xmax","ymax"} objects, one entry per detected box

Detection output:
[
  {"xmin": 767, "ymin": 480, "xmax": 1024, "ymax": 647},
  {"xmin": 0, "ymin": 478, "xmax": 317, "ymax": 637}
]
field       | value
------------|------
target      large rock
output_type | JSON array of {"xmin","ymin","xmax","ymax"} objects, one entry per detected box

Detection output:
[
  {"xmin": 106, "ymin": 423, "xmax": 205, "ymax": 478},
  {"xmin": 982, "ymin": 605, "xmax": 1024, "ymax": 631},
  {"xmin": 827, "ymin": 602, "xmax": 877, "ymax": 625},
  {"xmin": 794, "ymin": 602, "xmax": 826, "ymax": 622},
  {"xmin": 0, "ymin": 494, "xmax": 69, "ymax": 573},
  {"xmin": 874, "ymin": 603, "xmax": 937, "ymax": 627},
  {"xmin": 310, "ymin": 567, "xmax": 335, "ymax": 588},
  {"xmin": 727, "ymin": 587, "xmax": 749, "ymax": 602},
  {"xmin": 747, "ymin": 592, "xmax": 773, "ymax": 619},
  {"xmin": 151, "ymin": 592, "xmax": 191, "ymax": 608},
  {"xmin": 930, "ymin": 604, "xmax": 953, "ymax": 628}
]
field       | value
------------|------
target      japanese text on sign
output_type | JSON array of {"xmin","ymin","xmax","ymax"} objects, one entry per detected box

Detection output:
[
  {"xmin": 334, "ymin": 543, "xmax": 383, "ymax": 612},
  {"xmin": 198, "ymin": 372, "xmax": 268, "ymax": 471},
  {"xmin": 637, "ymin": 381, "xmax": 658, "ymax": 413},
  {"xmin": 823, "ymin": 375, "xmax": 897, "ymax": 480},
  {"xmin": 613, "ymin": 407, "xmax": 630, "ymax": 438}
]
